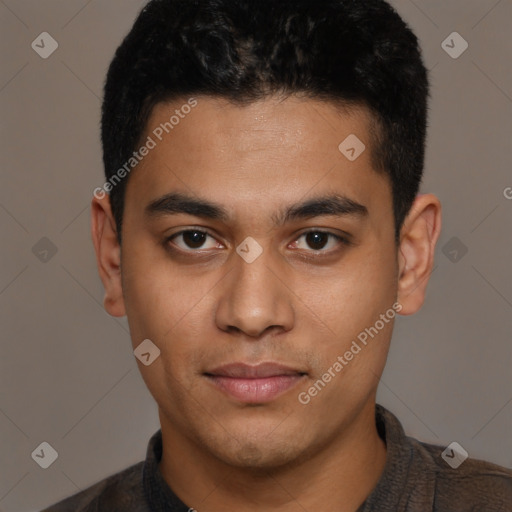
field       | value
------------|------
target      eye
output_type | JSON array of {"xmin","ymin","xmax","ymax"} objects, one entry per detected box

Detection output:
[
  {"xmin": 290, "ymin": 230, "xmax": 349, "ymax": 252},
  {"xmin": 166, "ymin": 228, "xmax": 350, "ymax": 255},
  {"xmin": 167, "ymin": 229, "xmax": 222, "ymax": 251}
]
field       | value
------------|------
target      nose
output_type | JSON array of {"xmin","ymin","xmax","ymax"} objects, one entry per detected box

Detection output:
[{"xmin": 214, "ymin": 245, "xmax": 295, "ymax": 339}]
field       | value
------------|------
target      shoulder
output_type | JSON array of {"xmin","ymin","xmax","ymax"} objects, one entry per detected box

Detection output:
[
  {"xmin": 413, "ymin": 438, "xmax": 512, "ymax": 511},
  {"xmin": 40, "ymin": 461, "xmax": 147, "ymax": 512}
]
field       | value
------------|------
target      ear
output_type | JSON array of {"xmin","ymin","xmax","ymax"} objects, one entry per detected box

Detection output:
[
  {"xmin": 91, "ymin": 194, "xmax": 126, "ymax": 317},
  {"xmin": 397, "ymin": 193, "xmax": 442, "ymax": 315}
]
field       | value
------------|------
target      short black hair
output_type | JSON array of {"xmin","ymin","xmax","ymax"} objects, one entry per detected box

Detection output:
[{"xmin": 101, "ymin": 0, "xmax": 429, "ymax": 243}]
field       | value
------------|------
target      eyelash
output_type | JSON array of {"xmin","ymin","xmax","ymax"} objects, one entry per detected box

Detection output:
[{"xmin": 165, "ymin": 228, "xmax": 352, "ymax": 256}]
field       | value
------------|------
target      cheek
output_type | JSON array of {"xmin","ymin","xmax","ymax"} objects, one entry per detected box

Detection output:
[
  {"xmin": 121, "ymin": 251, "xmax": 206, "ymax": 402},
  {"xmin": 297, "ymin": 245, "xmax": 397, "ymax": 341},
  {"xmin": 121, "ymin": 242, "xmax": 218, "ymax": 358},
  {"xmin": 121, "ymin": 241, "xmax": 177, "ymax": 345}
]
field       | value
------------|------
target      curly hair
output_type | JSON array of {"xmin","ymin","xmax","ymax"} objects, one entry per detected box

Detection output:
[{"xmin": 101, "ymin": 0, "xmax": 429, "ymax": 242}]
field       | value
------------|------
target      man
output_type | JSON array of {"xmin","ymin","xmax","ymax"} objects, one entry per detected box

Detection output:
[{"xmin": 42, "ymin": 0, "xmax": 512, "ymax": 510}]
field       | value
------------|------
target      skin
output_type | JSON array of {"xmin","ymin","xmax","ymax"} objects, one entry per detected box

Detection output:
[{"xmin": 91, "ymin": 95, "xmax": 441, "ymax": 512}]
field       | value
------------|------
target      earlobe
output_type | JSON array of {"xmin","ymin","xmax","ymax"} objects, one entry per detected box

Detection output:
[
  {"xmin": 397, "ymin": 194, "xmax": 442, "ymax": 315},
  {"xmin": 91, "ymin": 195, "xmax": 126, "ymax": 317}
]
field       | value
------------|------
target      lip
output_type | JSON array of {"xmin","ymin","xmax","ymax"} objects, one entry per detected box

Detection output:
[{"xmin": 204, "ymin": 362, "xmax": 307, "ymax": 403}]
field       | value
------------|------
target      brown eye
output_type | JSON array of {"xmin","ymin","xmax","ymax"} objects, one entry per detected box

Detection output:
[
  {"xmin": 304, "ymin": 232, "xmax": 330, "ymax": 250},
  {"xmin": 292, "ymin": 230, "xmax": 349, "ymax": 252},
  {"xmin": 181, "ymin": 230, "xmax": 207, "ymax": 249},
  {"xmin": 168, "ymin": 230, "xmax": 220, "ymax": 251}
]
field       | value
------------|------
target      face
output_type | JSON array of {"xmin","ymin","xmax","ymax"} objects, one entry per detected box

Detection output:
[{"xmin": 93, "ymin": 95, "xmax": 438, "ymax": 470}]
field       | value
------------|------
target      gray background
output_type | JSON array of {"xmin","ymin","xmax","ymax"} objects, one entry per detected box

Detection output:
[{"xmin": 1, "ymin": 1, "xmax": 511, "ymax": 510}]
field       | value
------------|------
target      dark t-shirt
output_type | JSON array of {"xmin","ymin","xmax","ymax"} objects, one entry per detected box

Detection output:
[{"xmin": 41, "ymin": 404, "xmax": 512, "ymax": 511}]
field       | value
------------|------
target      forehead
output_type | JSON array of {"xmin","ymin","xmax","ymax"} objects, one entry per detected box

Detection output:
[
  {"xmin": 126, "ymin": 95, "xmax": 391, "ymax": 225},
  {"xmin": 145, "ymin": 95, "xmax": 374, "ymax": 163}
]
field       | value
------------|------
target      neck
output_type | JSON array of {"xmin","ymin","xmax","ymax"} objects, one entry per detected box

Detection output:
[{"xmin": 158, "ymin": 400, "xmax": 386, "ymax": 512}]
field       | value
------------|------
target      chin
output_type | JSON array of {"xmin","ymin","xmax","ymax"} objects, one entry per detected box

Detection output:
[
  {"xmin": 197, "ymin": 419, "xmax": 313, "ymax": 471},
  {"xmin": 215, "ymin": 439, "xmax": 303, "ymax": 471}
]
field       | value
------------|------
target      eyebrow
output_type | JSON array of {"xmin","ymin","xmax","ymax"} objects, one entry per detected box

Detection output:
[{"xmin": 145, "ymin": 192, "xmax": 368, "ymax": 225}]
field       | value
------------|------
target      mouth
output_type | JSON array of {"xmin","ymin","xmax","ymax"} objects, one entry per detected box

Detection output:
[{"xmin": 204, "ymin": 362, "xmax": 307, "ymax": 404}]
